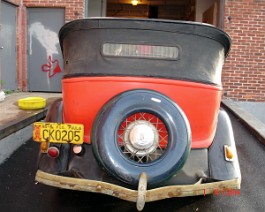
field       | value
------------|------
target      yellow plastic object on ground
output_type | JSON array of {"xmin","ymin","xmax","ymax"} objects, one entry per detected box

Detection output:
[{"xmin": 18, "ymin": 97, "xmax": 46, "ymax": 110}]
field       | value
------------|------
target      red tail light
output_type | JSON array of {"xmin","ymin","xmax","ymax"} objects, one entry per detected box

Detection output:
[{"xmin": 47, "ymin": 146, "xmax": 59, "ymax": 158}]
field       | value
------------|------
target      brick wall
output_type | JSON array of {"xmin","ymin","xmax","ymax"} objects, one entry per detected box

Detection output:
[
  {"xmin": 107, "ymin": 3, "xmax": 186, "ymax": 20},
  {"xmin": 223, "ymin": 0, "xmax": 265, "ymax": 101},
  {"xmin": 23, "ymin": 0, "xmax": 84, "ymax": 22},
  {"xmin": 107, "ymin": 4, "xmax": 149, "ymax": 18}
]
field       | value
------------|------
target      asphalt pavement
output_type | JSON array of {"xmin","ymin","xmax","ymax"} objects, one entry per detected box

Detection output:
[{"xmin": 0, "ymin": 110, "xmax": 264, "ymax": 211}]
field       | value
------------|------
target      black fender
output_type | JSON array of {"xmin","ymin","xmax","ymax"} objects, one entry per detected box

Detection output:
[
  {"xmin": 45, "ymin": 98, "xmax": 63, "ymax": 123},
  {"xmin": 209, "ymin": 108, "xmax": 241, "ymax": 181}
]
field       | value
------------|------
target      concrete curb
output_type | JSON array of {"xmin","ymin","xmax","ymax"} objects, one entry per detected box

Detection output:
[
  {"xmin": 0, "ymin": 124, "xmax": 33, "ymax": 165},
  {"xmin": 222, "ymin": 99, "xmax": 265, "ymax": 146},
  {"xmin": 0, "ymin": 108, "xmax": 48, "ymax": 165},
  {"xmin": 0, "ymin": 109, "xmax": 48, "ymax": 140},
  {"xmin": 0, "ymin": 93, "xmax": 61, "ymax": 165}
]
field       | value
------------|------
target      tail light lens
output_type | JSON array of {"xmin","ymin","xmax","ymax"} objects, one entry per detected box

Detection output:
[
  {"xmin": 73, "ymin": 145, "xmax": 85, "ymax": 156},
  {"xmin": 47, "ymin": 146, "xmax": 59, "ymax": 158},
  {"xmin": 224, "ymin": 145, "xmax": 234, "ymax": 161},
  {"xmin": 40, "ymin": 141, "xmax": 49, "ymax": 153}
]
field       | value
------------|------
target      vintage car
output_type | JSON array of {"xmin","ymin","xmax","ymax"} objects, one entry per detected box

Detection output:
[{"xmin": 33, "ymin": 18, "xmax": 241, "ymax": 211}]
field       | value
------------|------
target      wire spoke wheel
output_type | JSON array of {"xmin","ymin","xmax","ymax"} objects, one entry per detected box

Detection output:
[{"xmin": 118, "ymin": 112, "xmax": 168, "ymax": 163}]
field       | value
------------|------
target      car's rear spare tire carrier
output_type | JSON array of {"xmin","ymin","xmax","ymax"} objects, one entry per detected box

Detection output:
[{"xmin": 92, "ymin": 89, "xmax": 191, "ymax": 186}]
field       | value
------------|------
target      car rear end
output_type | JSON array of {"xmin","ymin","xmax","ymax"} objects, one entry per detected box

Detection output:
[{"xmin": 33, "ymin": 18, "xmax": 241, "ymax": 211}]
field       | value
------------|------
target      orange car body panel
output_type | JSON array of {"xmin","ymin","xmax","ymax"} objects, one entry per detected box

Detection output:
[{"xmin": 62, "ymin": 76, "xmax": 222, "ymax": 149}]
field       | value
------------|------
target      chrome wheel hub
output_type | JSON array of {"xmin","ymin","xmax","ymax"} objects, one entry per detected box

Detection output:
[{"xmin": 123, "ymin": 120, "xmax": 159, "ymax": 156}]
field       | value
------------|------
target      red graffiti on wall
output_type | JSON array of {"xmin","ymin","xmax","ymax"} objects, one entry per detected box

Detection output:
[{"xmin": 41, "ymin": 56, "xmax": 62, "ymax": 78}]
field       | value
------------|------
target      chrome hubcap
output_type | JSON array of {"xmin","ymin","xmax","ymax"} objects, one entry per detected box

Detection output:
[{"xmin": 123, "ymin": 120, "xmax": 159, "ymax": 156}]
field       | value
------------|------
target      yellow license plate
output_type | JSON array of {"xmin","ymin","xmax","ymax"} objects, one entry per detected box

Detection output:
[{"xmin": 33, "ymin": 122, "xmax": 84, "ymax": 144}]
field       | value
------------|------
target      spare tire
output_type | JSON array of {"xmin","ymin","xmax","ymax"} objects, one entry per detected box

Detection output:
[{"xmin": 92, "ymin": 89, "xmax": 191, "ymax": 186}]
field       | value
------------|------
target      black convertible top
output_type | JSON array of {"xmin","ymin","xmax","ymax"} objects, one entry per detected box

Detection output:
[{"xmin": 59, "ymin": 18, "xmax": 231, "ymax": 85}]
